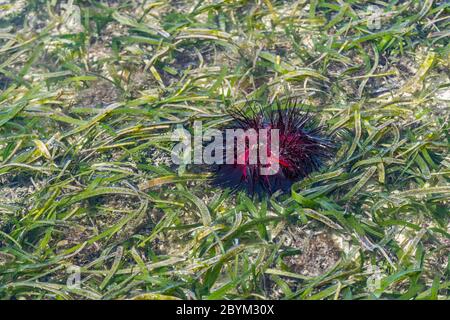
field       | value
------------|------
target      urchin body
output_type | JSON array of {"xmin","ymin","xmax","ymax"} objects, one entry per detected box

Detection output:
[{"xmin": 214, "ymin": 101, "xmax": 334, "ymax": 195}]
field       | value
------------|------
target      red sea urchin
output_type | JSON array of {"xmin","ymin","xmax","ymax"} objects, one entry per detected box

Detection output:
[{"xmin": 214, "ymin": 100, "xmax": 334, "ymax": 195}]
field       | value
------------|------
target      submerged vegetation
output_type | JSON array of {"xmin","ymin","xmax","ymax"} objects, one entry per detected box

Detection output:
[{"xmin": 0, "ymin": 0, "xmax": 449, "ymax": 300}]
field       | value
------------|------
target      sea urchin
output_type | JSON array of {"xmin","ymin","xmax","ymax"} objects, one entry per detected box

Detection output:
[{"xmin": 214, "ymin": 100, "xmax": 334, "ymax": 195}]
